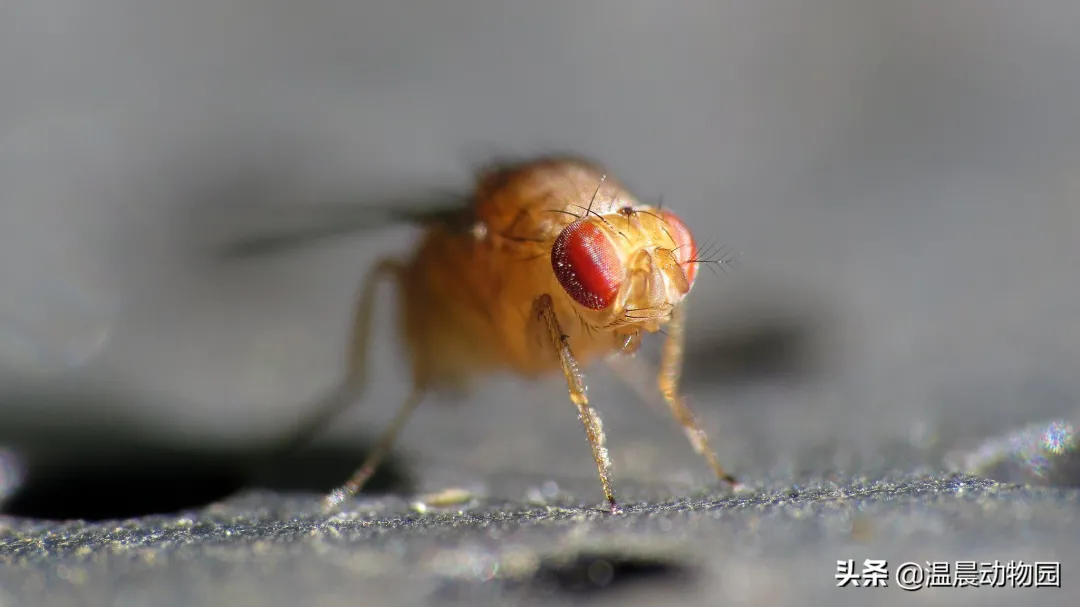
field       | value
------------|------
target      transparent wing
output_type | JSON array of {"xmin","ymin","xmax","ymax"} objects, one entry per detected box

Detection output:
[{"xmin": 204, "ymin": 190, "xmax": 473, "ymax": 260}]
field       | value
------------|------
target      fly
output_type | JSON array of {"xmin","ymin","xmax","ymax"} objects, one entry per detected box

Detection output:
[{"xmin": 220, "ymin": 155, "xmax": 739, "ymax": 513}]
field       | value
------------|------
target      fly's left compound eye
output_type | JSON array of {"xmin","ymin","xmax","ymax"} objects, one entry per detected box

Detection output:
[
  {"xmin": 551, "ymin": 221, "xmax": 624, "ymax": 310},
  {"xmin": 660, "ymin": 210, "xmax": 698, "ymax": 288}
]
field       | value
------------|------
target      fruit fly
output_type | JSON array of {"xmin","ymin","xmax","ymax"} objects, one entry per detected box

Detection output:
[{"xmin": 223, "ymin": 155, "xmax": 738, "ymax": 513}]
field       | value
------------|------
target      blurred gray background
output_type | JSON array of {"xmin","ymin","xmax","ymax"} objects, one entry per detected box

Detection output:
[{"xmin": 1, "ymin": 0, "xmax": 1079, "ymax": 503}]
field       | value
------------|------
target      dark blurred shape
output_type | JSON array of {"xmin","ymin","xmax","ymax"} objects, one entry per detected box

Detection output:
[
  {"xmin": 946, "ymin": 419, "xmax": 1080, "ymax": 488},
  {"xmin": 1, "ymin": 446, "xmax": 247, "ymax": 522},
  {"xmin": 681, "ymin": 298, "xmax": 831, "ymax": 386},
  {"xmin": 1, "ymin": 443, "xmax": 412, "ymax": 522},
  {"xmin": 683, "ymin": 318, "xmax": 817, "ymax": 382},
  {"xmin": 435, "ymin": 548, "xmax": 698, "ymax": 603},
  {"xmin": 0, "ymin": 386, "xmax": 410, "ymax": 520},
  {"xmin": 524, "ymin": 551, "xmax": 697, "ymax": 597}
]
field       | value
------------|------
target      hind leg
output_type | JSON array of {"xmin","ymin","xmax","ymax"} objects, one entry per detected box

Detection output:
[
  {"xmin": 323, "ymin": 386, "xmax": 425, "ymax": 510},
  {"xmin": 267, "ymin": 257, "xmax": 405, "ymax": 458}
]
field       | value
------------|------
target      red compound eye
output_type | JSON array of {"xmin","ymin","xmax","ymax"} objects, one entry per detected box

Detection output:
[
  {"xmin": 551, "ymin": 221, "xmax": 624, "ymax": 310},
  {"xmin": 660, "ymin": 210, "xmax": 698, "ymax": 287}
]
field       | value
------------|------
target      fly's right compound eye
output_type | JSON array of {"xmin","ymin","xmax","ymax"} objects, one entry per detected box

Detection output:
[
  {"xmin": 660, "ymin": 209, "xmax": 698, "ymax": 289},
  {"xmin": 551, "ymin": 221, "xmax": 624, "ymax": 310}
]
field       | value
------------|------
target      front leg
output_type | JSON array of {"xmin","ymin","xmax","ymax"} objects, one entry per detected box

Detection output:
[
  {"xmin": 658, "ymin": 302, "xmax": 739, "ymax": 486},
  {"xmin": 532, "ymin": 294, "xmax": 619, "ymax": 512}
]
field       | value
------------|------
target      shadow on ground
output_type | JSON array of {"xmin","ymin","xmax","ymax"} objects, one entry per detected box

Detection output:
[{"xmin": 0, "ymin": 442, "xmax": 412, "ymax": 522}]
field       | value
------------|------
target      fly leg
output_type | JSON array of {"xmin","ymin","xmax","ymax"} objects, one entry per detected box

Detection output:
[
  {"xmin": 268, "ymin": 257, "xmax": 406, "ymax": 458},
  {"xmin": 533, "ymin": 294, "xmax": 620, "ymax": 513},
  {"xmin": 307, "ymin": 256, "xmax": 435, "ymax": 512},
  {"xmin": 323, "ymin": 387, "xmax": 425, "ymax": 511},
  {"xmin": 657, "ymin": 302, "xmax": 739, "ymax": 486}
]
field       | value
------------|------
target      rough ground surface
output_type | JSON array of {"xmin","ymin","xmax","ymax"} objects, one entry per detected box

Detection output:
[{"xmin": 1, "ymin": 461, "xmax": 1078, "ymax": 605}]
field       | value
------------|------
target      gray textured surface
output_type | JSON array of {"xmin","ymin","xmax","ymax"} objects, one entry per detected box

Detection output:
[
  {"xmin": 2, "ymin": 1, "xmax": 1080, "ymax": 605},
  {"xmin": 1, "ymin": 473, "xmax": 1078, "ymax": 606}
]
